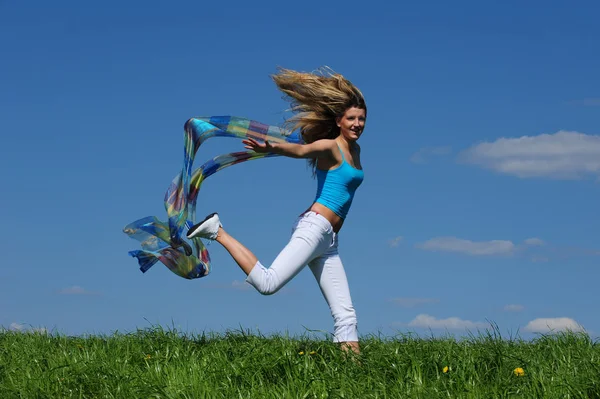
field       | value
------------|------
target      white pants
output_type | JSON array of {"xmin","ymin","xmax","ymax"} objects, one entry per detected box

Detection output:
[{"xmin": 245, "ymin": 211, "xmax": 358, "ymax": 342}]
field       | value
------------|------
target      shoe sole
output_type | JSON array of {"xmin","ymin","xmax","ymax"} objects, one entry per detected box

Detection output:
[
  {"xmin": 170, "ymin": 239, "xmax": 193, "ymax": 256},
  {"xmin": 187, "ymin": 212, "xmax": 218, "ymax": 239}
]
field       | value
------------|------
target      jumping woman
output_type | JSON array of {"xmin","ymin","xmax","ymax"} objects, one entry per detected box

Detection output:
[{"xmin": 187, "ymin": 67, "xmax": 366, "ymax": 354}]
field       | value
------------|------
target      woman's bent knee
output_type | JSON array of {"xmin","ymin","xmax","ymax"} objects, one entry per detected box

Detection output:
[
  {"xmin": 256, "ymin": 284, "xmax": 281, "ymax": 296},
  {"xmin": 245, "ymin": 261, "xmax": 283, "ymax": 296}
]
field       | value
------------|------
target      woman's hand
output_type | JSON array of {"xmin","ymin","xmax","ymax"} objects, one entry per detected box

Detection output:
[{"xmin": 243, "ymin": 138, "xmax": 274, "ymax": 153}]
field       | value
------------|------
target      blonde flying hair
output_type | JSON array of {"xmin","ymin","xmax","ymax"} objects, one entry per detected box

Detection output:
[{"xmin": 271, "ymin": 67, "xmax": 367, "ymax": 173}]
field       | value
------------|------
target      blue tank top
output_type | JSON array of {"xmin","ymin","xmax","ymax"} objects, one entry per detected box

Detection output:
[{"xmin": 314, "ymin": 144, "xmax": 364, "ymax": 219}]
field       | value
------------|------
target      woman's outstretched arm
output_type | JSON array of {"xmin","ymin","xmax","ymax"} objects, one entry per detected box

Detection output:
[{"xmin": 243, "ymin": 138, "xmax": 335, "ymax": 159}]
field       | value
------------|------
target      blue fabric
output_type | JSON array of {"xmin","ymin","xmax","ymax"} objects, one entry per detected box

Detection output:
[{"xmin": 314, "ymin": 145, "xmax": 364, "ymax": 219}]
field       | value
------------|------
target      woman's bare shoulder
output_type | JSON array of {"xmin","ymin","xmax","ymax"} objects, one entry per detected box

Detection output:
[
  {"xmin": 312, "ymin": 138, "xmax": 338, "ymax": 147},
  {"xmin": 311, "ymin": 138, "xmax": 339, "ymax": 154}
]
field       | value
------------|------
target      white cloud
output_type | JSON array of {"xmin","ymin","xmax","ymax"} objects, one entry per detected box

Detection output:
[
  {"xmin": 391, "ymin": 297, "xmax": 439, "ymax": 308},
  {"xmin": 408, "ymin": 314, "xmax": 487, "ymax": 330},
  {"xmin": 417, "ymin": 236, "xmax": 597, "ymax": 262},
  {"xmin": 417, "ymin": 236, "xmax": 515, "ymax": 256},
  {"xmin": 59, "ymin": 286, "xmax": 92, "ymax": 295},
  {"xmin": 504, "ymin": 304, "xmax": 524, "ymax": 312},
  {"xmin": 388, "ymin": 236, "xmax": 403, "ymax": 247},
  {"xmin": 524, "ymin": 317, "xmax": 584, "ymax": 333},
  {"xmin": 459, "ymin": 130, "xmax": 600, "ymax": 180},
  {"xmin": 524, "ymin": 238, "xmax": 545, "ymax": 247},
  {"xmin": 6, "ymin": 323, "xmax": 47, "ymax": 333},
  {"xmin": 410, "ymin": 146, "xmax": 452, "ymax": 164}
]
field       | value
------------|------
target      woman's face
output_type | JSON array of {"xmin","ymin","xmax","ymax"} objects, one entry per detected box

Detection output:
[{"xmin": 337, "ymin": 106, "xmax": 366, "ymax": 142}]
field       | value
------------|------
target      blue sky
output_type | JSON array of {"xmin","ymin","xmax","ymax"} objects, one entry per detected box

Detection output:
[{"xmin": 1, "ymin": 0, "xmax": 599, "ymax": 340}]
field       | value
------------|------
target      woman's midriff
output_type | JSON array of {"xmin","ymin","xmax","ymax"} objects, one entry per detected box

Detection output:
[{"xmin": 303, "ymin": 202, "xmax": 344, "ymax": 233}]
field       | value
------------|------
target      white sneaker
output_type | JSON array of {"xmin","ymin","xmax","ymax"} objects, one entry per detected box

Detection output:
[{"xmin": 187, "ymin": 212, "xmax": 222, "ymax": 240}]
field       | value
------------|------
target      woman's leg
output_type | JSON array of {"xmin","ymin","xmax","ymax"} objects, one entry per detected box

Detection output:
[
  {"xmin": 308, "ymin": 236, "xmax": 360, "ymax": 354},
  {"xmin": 215, "ymin": 214, "xmax": 333, "ymax": 295},
  {"xmin": 214, "ymin": 227, "xmax": 257, "ymax": 275}
]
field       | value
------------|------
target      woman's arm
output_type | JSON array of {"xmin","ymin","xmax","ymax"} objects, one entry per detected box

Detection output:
[{"xmin": 243, "ymin": 138, "xmax": 335, "ymax": 159}]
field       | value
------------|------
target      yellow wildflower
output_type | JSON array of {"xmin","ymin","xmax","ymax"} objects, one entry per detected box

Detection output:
[
  {"xmin": 513, "ymin": 367, "xmax": 525, "ymax": 377},
  {"xmin": 442, "ymin": 366, "xmax": 451, "ymax": 373},
  {"xmin": 298, "ymin": 351, "xmax": 304, "ymax": 355}
]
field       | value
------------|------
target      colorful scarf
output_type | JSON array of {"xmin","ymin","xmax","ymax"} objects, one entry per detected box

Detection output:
[{"xmin": 123, "ymin": 116, "xmax": 302, "ymax": 279}]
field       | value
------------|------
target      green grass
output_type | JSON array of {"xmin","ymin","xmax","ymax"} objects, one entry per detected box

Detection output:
[{"xmin": 1, "ymin": 326, "xmax": 599, "ymax": 398}]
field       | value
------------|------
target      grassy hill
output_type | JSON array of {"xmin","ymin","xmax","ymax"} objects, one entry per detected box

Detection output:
[{"xmin": 1, "ymin": 326, "xmax": 599, "ymax": 398}]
